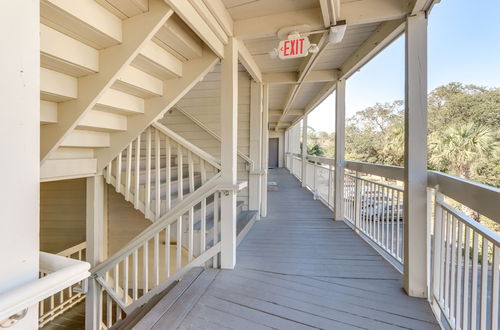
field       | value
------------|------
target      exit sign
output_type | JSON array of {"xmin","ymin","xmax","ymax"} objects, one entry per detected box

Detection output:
[{"xmin": 278, "ymin": 36, "xmax": 310, "ymax": 59}]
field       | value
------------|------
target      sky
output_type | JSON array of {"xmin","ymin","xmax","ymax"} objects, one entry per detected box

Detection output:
[{"xmin": 307, "ymin": 0, "xmax": 500, "ymax": 133}]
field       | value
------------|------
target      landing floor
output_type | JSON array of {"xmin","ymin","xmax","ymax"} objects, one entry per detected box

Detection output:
[{"xmin": 156, "ymin": 168, "xmax": 439, "ymax": 329}]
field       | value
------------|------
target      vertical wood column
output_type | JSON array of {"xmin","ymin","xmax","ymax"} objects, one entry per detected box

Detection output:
[
  {"xmin": 220, "ymin": 37, "xmax": 238, "ymax": 269},
  {"xmin": 85, "ymin": 175, "xmax": 105, "ymax": 330},
  {"xmin": 334, "ymin": 80, "xmax": 346, "ymax": 221},
  {"xmin": 0, "ymin": 1, "xmax": 39, "ymax": 328},
  {"xmin": 301, "ymin": 116, "xmax": 308, "ymax": 187},
  {"xmin": 404, "ymin": 13, "xmax": 428, "ymax": 298},
  {"xmin": 249, "ymin": 82, "xmax": 263, "ymax": 219},
  {"xmin": 260, "ymin": 84, "xmax": 269, "ymax": 217}
]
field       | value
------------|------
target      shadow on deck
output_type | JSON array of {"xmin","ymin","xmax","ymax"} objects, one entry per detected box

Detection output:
[{"xmin": 134, "ymin": 168, "xmax": 440, "ymax": 329}]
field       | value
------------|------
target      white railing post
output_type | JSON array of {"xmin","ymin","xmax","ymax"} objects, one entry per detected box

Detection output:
[
  {"xmin": 301, "ymin": 116, "xmax": 308, "ymax": 187},
  {"xmin": 354, "ymin": 171, "xmax": 362, "ymax": 232},
  {"xmin": 431, "ymin": 189, "xmax": 444, "ymax": 309},
  {"xmin": 403, "ymin": 12, "xmax": 428, "ymax": 298},
  {"xmin": 249, "ymin": 81, "xmax": 263, "ymax": 218},
  {"xmin": 220, "ymin": 37, "xmax": 238, "ymax": 269},
  {"xmin": 334, "ymin": 79, "xmax": 346, "ymax": 221},
  {"xmin": 85, "ymin": 175, "xmax": 105, "ymax": 330},
  {"xmin": 260, "ymin": 84, "xmax": 269, "ymax": 217}
]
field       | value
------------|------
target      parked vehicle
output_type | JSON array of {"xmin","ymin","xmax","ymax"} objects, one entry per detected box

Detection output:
[{"xmin": 362, "ymin": 203, "xmax": 404, "ymax": 221}]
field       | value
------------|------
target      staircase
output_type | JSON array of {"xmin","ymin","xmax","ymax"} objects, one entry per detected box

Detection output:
[{"xmin": 39, "ymin": 0, "xmax": 218, "ymax": 182}]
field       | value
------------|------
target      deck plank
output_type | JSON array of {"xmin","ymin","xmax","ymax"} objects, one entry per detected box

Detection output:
[{"xmin": 169, "ymin": 168, "xmax": 439, "ymax": 329}]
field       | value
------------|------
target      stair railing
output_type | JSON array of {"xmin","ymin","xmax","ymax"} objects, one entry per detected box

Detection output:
[
  {"xmin": 173, "ymin": 105, "xmax": 254, "ymax": 170},
  {"xmin": 90, "ymin": 174, "xmax": 225, "ymax": 329},
  {"xmin": 104, "ymin": 123, "xmax": 221, "ymax": 221},
  {"xmin": 38, "ymin": 242, "xmax": 87, "ymax": 327}
]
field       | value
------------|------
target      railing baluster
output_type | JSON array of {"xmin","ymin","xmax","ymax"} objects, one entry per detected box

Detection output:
[
  {"xmin": 178, "ymin": 145, "xmax": 183, "ymax": 201},
  {"xmin": 450, "ymin": 216, "xmax": 457, "ymax": 320},
  {"xmin": 176, "ymin": 216, "xmax": 182, "ymax": 271},
  {"xmin": 432, "ymin": 192, "xmax": 443, "ymax": 304},
  {"xmin": 106, "ymin": 294, "xmax": 112, "ymax": 328},
  {"xmin": 479, "ymin": 237, "xmax": 489, "ymax": 330},
  {"xmin": 125, "ymin": 144, "xmax": 132, "ymax": 201},
  {"xmin": 145, "ymin": 128, "xmax": 152, "ymax": 219},
  {"xmin": 115, "ymin": 151, "xmax": 122, "ymax": 193},
  {"xmin": 123, "ymin": 256, "xmax": 129, "ymax": 305},
  {"xmin": 188, "ymin": 151, "xmax": 194, "ymax": 193},
  {"xmin": 188, "ymin": 207, "xmax": 194, "ymax": 262},
  {"xmin": 132, "ymin": 250, "xmax": 138, "ymax": 301},
  {"xmin": 154, "ymin": 233, "xmax": 159, "ymax": 286},
  {"xmin": 461, "ymin": 226, "xmax": 471, "ymax": 329},
  {"xmin": 213, "ymin": 192, "xmax": 219, "ymax": 268},
  {"xmin": 134, "ymin": 136, "xmax": 141, "ymax": 210},
  {"xmin": 455, "ymin": 221, "xmax": 463, "ymax": 328},
  {"xmin": 491, "ymin": 245, "xmax": 499, "ymax": 330},
  {"xmin": 444, "ymin": 211, "xmax": 451, "ymax": 317},
  {"xmin": 165, "ymin": 137, "xmax": 171, "ymax": 211},
  {"xmin": 106, "ymin": 161, "xmax": 112, "ymax": 184},
  {"xmin": 165, "ymin": 225, "xmax": 171, "ymax": 277},
  {"xmin": 470, "ymin": 231, "xmax": 479, "ymax": 329},
  {"xmin": 143, "ymin": 242, "xmax": 148, "ymax": 294},
  {"xmin": 155, "ymin": 129, "xmax": 161, "ymax": 218}
]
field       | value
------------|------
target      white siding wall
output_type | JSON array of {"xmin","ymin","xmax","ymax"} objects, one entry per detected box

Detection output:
[{"xmin": 160, "ymin": 66, "xmax": 251, "ymax": 206}]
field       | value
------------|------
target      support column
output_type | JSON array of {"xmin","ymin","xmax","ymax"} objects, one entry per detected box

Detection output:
[
  {"xmin": 403, "ymin": 13, "xmax": 428, "ymax": 298},
  {"xmin": 260, "ymin": 84, "xmax": 269, "ymax": 217},
  {"xmin": 334, "ymin": 80, "xmax": 346, "ymax": 221},
  {"xmin": 0, "ymin": 1, "xmax": 39, "ymax": 328},
  {"xmin": 249, "ymin": 81, "xmax": 263, "ymax": 219},
  {"xmin": 85, "ymin": 175, "xmax": 105, "ymax": 330},
  {"xmin": 301, "ymin": 116, "xmax": 308, "ymax": 187},
  {"xmin": 220, "ymin": 37, "xmax": 238, "ymax": 269}
]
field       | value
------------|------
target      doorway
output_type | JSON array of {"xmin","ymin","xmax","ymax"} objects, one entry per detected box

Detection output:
[{"xmin": 268, "ymin": 138, "xmax": 279, "ymax": 168}]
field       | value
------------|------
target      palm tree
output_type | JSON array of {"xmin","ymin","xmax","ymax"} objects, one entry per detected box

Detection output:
[{"xmin": 429, "ymin": 123, "xmax": 498, "ymax": 221}]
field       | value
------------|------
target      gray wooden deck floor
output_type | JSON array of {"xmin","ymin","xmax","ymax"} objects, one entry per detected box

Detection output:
[{"xmin": 157, "ymin": 168, "xmax": 439, "ymax": 329}]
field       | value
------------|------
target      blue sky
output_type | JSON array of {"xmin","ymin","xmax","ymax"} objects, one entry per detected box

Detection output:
[{"xmin": 308, "ymin": 0, "xmax": 500, "ymax": 133}]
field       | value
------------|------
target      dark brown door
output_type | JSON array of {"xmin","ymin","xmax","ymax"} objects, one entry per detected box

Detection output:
[{"xmin": 268, "ymin": 138, "xmax": 279, "ymax": 168}]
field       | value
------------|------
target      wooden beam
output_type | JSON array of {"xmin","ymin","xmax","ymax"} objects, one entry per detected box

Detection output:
[
  {"xmin": 339, "ymin": 19, "xmax": 405, "ymax": 79},
  {"xmin": 403, "ymin": 13, "xmax": 428, "ymax": 298},
  {"xmin": 301, "ymin": 115, "xmax": 308, "ymax": 187},
  {"xmin": 41, "ymin": 1, "xmax": 173, "ymax": 163},
  {"xmin": 165, "ymin": 0, "xmax": 225, "ymax": 58},
  {"xmin": 334, "ymin": 80, "xmax": 346, "ymax": 220},
  {"xmin": 188, "ymin": 0, "xmax": 228, "ymax": 44},
  {"xmin": 248, "ymin": 82, "xmax": 262, "ymax": 217},
  {"xmin": 237, "ymin": 39, "xmax": 262, "ymax": 83},
  {"xmin": 201, "ymin": 0, "xmax": 233, "ymax": 37},
  {"xmin": 235, "ymin": 0, "xmax": 409, "ymax": 39},
  {"xmin": 95, "ymin": 47, "xmax": 218, "ymax": 171},
  {"xmin": 260, "ymin": 84, "xmax": 269, "ymax": 217},
  {"xmin": 220, "ymin": 37, "xmax": 238, "ymax": 269},
  {"xmin": 263, "ymin": 70, "xmax": 338, "ymax": 84}
]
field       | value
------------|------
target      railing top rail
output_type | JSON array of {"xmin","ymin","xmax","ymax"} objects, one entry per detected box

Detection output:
[
  {"xmin": 345, "ymin": 160, "xmax": 404, "ymax": 181},
  {"xmin": 173, "ymin": 106, "xmax": 254, "ymax": 170},
  {"xmin": 56, "ymin": 242, "xmax": 86, "ymax": 257},
  {"xmin": 0, "ymin": 253, "xmax": 90, "ymax": 321},
  {"xmin": 429, "ymin": 170, "xmax": 499, "ymax": 223},
  {"xmin": 306, "ymin": 155, "xmax": 335, "ymax": 166},
  {"xmin": 91, "ymin": 174, "xmax": 223, "ymax": 275},
  {"xmin": 152, "ymin": 122, "xmax": 221, "ymax": 170}
]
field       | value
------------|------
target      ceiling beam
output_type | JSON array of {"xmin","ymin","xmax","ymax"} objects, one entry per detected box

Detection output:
[
  {"xmin": 263, "ymin": 70, "xmax": 338, "ymax": 84},
  {"xmin": 235, "ymin": 0, "xmax": 409, "ymax": 39},
  {"xmin": 269, "ymin": 109, "xmax": 303, "ymax": 117},
  {"xmin": 339, "ymin": 18, "xmax": 405, "ymax": 80},
  {"xmin": 165, "ymin": 0, "xmax": 224, "ymax": 57},
  {"xmin": 201, "ymin": 0, "xmax": 233, "ymax": 37},
  {"xmin": 319, "ymin": 0, "xmax": 340, "ymax": 27},
  {"xmin": 238, "ymin": 39, "xmax": 262, "ymax": 83}
]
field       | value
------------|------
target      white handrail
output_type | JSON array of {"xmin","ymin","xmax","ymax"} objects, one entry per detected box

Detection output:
[
  {"xmin": 0, "ymin": 252, "xmax": 90, "ymax": 321},
  {"xmin": 174, "ymin": 106, "xmax": 254, "ymax": 169},
  {"xmin": 152, "ymin": 122, "xmax": 221, "ymax": 170},
  {"xmin": 91, "ymin": 173, "xmax": 222, "ymax": 275}
]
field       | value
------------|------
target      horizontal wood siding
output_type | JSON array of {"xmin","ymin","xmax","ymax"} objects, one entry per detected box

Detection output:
[{"xmin": 40, "ymin": 179, "xmax": 86, "ymax": 253}]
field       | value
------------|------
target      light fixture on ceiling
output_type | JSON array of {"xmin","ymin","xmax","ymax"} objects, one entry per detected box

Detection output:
[{"xmin": 329, "ymin": 20, "xmax": 347, "ymax": 44}]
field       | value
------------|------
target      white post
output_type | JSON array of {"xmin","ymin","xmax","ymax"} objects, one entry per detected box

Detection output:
[
  {"xmin": 334, "ymin": 80, "xmax": 346, "ymax": 221},
  {"xmin": 220, "ymin": 37, "xmax": 238, "ymax": 269},
  {"xmin": 249, "ymin": 82, "xmax": 262, "ymax": 219},
  {"xmin": 0, "ymin": 1, "xmax": 39, "ymax": 328},
  {"xmin": 404, "ymin": 13, "xmax": 428, "ymax": 298},
  {"xmin": 260, "ymin": 84, "xmax": 269, "ymax": 217},
  {"xmin": 284, "ymin": 130, "xmax": 289, "ymax": 168},
  {"xmin": 85, "ymin": 175, "xmax": 105, "ymax": 330},
  {"xmin": 301, "ymin": 116, "xmax": 308, "ymax": 187}
]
